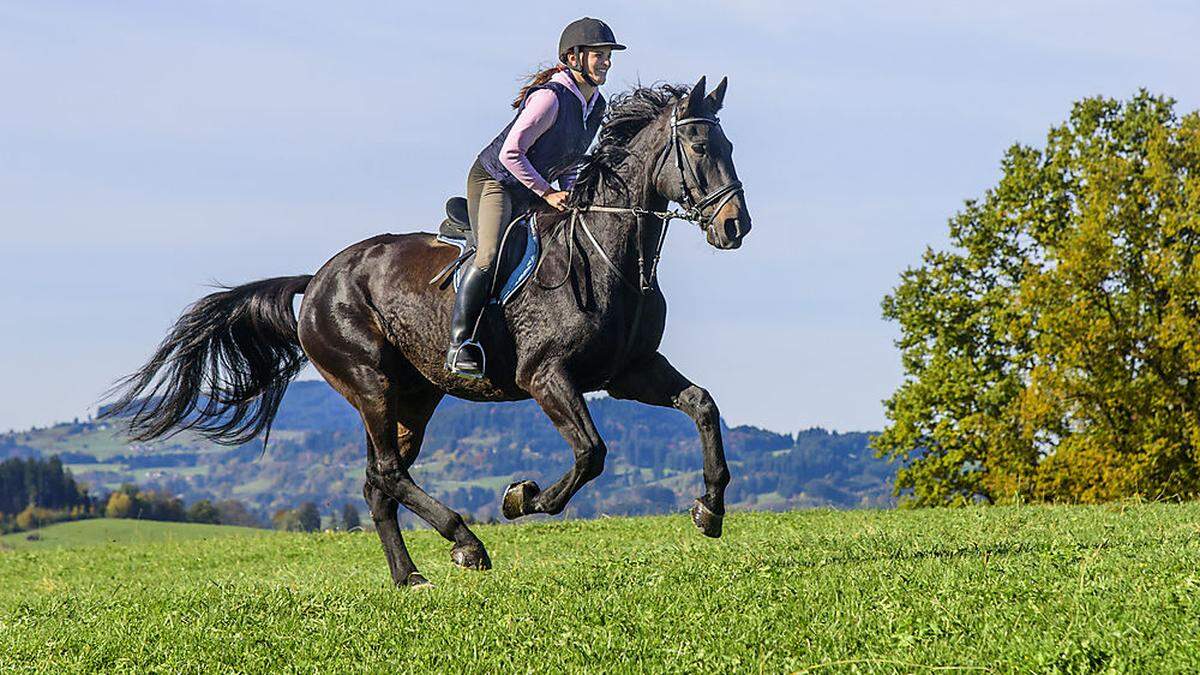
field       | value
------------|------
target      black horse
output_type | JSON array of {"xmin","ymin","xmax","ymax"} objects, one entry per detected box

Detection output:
[{"xmin": 105, "ymin": 76, "xmax": 751, "ymax": 587}]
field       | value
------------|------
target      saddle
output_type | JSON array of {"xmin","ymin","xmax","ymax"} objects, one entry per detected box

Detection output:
[{"xmin": 432, "ymin": 197, "xmax": 541, "ymax": 305}]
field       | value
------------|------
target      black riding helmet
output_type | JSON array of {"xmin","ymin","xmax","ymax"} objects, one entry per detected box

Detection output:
[{"xmin": 558, "ymin": 17, "xmax": 626, "ymax": 87}]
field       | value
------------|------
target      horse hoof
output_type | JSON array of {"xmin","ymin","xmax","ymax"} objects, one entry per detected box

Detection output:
[
  {"xmin": 451, "ymin": 543, "xmax": 492, "ymax": 571},
  {"xmin": 691, "ymin": 499, "xmax": 723, "ymax": 538},
  {"xmin": 502, "ymin": 480, "xmax": 540, "ymax": 520},
  {"xmin": 404, "ymin": 572, "xmax": 433, "ymax": 588}
]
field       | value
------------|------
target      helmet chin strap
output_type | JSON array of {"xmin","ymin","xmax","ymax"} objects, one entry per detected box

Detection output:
[{"xmin": 571, "ymin": 46, "xmax": 598, "ymax": 87}]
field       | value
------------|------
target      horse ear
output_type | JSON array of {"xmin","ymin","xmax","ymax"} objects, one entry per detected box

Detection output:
[
  {"xmin": 685, "ymin": 76, "xmax": 707, "ymax": 115},
  {"xmin": 705, "ymin": 76, "xmax": 727, "ymax": 112}
]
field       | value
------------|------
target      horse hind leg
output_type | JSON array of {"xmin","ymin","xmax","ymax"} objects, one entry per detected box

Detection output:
[
  {"xmin": 361, "ymin": 429, "xmax": 427, "ymax": 587},
  {"xmin": 355, "ymin": 374, "xmax": 492, "ymax": 574}
]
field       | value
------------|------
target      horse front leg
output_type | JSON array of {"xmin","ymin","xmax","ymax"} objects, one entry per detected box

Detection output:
[
  {"xmin": 607, "ymin": 352, "xmax": 729, "ymax": 537},
  {"xmin": 504, "ymin": 365, "xmax": 607, "ymax": 519}
]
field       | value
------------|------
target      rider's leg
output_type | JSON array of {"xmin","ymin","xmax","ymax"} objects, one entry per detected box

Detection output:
[
  {"xmin": 447, "ymin": 161, "xmax": 511, "ymax": 377},
  {"xmin": 466, "ymin": 160, "xmax": 510, "ymax": 269}
]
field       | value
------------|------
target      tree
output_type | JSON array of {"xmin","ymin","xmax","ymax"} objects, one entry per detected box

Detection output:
[
  {"xmin": 874, "ymin": 91, "xmax": 1200, "ymax": 506},
  {"xmin": 272, "ymin": 508, "xmax": 300, "ymax": 532},
  {"xmin": 295, "ymin": 502, "xmax": 321, "ymax": 532},
  {"xmin": 15, "ymin": 505, "xmax": 43, "ymax": 531},
  {"xmin": 215, "ymin": 500, "xmax": 261, "ymax": 528},
  {"xmin": 341, "ymin": 503, "xmax": 361, "ymax": 531},
  {"xmin": 0, "ymin": 456, "xmax": 89, "ymax": 516},
  {"xmin": 187, "ymin": 499, "xmax": 220, "ymax": 524},
  {"xmin": 105, "ymin": 492, "xmax": 134, "ymax": 519}
]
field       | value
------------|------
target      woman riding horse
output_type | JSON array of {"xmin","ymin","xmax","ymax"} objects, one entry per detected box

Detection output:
[
  {"xmin": 447, "ymin": 17, "xmax": 625, "ymax": 379},
  {"xmin": 105, "ymin": 71, "xmax": 751, "ymax": 587}
]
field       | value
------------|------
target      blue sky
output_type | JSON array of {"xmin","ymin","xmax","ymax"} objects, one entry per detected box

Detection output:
[{"xmin": 2, "ymin": 1, "xmax": 1198, "ymax": 435}]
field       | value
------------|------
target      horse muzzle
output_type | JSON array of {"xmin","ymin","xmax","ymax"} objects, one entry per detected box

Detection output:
[{"xmin": 706, "ymin": 201, "xmax": 751, "ymax": 250}]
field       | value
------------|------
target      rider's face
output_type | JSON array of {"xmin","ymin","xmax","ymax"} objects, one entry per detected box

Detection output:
[{"xmin": 569, "ymin": 48, "xmax": 612, "ymax": 85}]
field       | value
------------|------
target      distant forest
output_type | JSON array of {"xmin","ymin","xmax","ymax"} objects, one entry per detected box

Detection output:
[
  {"xmin": 2, "ymin": 381, "xmax": 894, "ymax": 526},
  {"xmin": 0, "ymin": 456, "xmax": 90, "ymax": 516},
  {"xmin": 0, "ymin": 456, "xmax": 95, "ymax": 533}
]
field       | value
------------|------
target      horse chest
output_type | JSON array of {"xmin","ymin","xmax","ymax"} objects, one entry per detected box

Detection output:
[{"xmin": 507, "ymin": 289, "xmax": 667, "ymax": 386}]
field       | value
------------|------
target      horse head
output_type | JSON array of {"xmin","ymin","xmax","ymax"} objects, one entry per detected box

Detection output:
[{"xmin": 655, "ymin": 76, "xmax": 752, "ymax": 250}]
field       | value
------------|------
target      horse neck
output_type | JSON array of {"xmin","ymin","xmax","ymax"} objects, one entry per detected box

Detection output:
[{"xmin": 586, "ymin": 126, "xmax": 671, "ymax": 287}]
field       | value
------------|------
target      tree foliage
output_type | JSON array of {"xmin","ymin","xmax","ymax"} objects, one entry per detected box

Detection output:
[
  {"xmin": 187, "ymin": 499, "xmax": 220, "ymax": 524},
  {"xmin": 272, "ymin": 502, "xmax": 321, "ymax": 532},
  {"xmin": 874, "ymin": 91, "xmax": 1200, "ymax": 506},
  {"xmin": 340, "ymin": 503, "xmax": 360, "ymax": 531},
  {"xmin": 213, "ymin": 499, "xmax": 261, "ymax": 528},
  {"xmin": 105, "ymin": 492, "xmax": 135, "ymax": 519},
  {"xmin": 295, "ymin": 502, "xmax": 321, "ymax": 532},
  {"xmin": 0, "ymin": 456, "xmax": 90, "ymax": 516},
  {"xmin": 103, "ymin": 484, "xmax": 186, "ymax": 521}
]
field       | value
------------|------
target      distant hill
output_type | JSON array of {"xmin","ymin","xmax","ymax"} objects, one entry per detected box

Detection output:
[{"xmin": 1, "ymin": 381, "xmax": 894, "ymax": 523}]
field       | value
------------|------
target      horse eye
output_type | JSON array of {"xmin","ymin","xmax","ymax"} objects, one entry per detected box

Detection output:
[{"xmin": 691, "ymin": 143, "xmax": 707, "ymax": 155}]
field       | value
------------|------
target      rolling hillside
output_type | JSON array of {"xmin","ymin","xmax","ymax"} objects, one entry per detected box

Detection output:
[{"xmin": 2, "ymin": 381, "xmax": 893, "ymax": 523}]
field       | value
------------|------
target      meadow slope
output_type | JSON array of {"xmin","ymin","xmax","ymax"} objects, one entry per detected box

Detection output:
[{"xmin": 2, "ymin": 505, "xmax": 1199, "ymax": 672}]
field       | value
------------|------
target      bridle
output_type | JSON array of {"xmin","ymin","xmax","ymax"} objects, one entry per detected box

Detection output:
[
  {"xmin": 654, "ymin": 105, "xmax": 745, "ymax": 230},
  {"xmin": 536, "ymin": 103, "xmax": 745, "ymax": 295}
]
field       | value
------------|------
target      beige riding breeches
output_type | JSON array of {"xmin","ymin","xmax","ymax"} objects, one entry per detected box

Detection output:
[{"xmin": 466, "ymin": 159, "xmax": 513, "ymax": 271}]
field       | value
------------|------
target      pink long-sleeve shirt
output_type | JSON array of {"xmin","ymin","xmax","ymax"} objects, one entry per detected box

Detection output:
[{"xmin": 499, "ymin": 68, "xmax": 600, "ymax": 197}]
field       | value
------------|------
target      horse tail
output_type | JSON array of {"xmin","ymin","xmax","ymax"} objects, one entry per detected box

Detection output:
[{"xmin": 102, "ymin": 275, "xmax": 313, "ymax": 447}]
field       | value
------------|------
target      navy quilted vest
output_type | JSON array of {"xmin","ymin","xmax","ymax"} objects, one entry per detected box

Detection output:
[{"xmin": 477, "ymin": 81, "xmax": 606, "ymax": 207}]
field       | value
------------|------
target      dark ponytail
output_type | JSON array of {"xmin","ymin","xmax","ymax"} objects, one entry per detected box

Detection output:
[{"xmin": 512, "ymin": 63, "xmax": 567, "ymax": 109}]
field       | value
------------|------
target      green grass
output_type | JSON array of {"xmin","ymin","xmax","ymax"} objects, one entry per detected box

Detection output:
[
  {"xmin": 11, "ymin": 423, "xmax": 225, "ymax": 461},
  {"xmin": 2, "ymin": 504, "xmax": 1199, "ymax": 671},
  {"xmin": 0, "ymin": 519, "xmax": 265, "ymax": 551}
]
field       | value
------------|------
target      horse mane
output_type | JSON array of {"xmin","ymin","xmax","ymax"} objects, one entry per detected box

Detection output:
[{"xmin": 568, "ymin": 83, "xmax": 689, "ymax": 207}]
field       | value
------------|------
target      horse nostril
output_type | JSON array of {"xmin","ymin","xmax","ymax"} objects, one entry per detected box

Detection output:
[{"xmin": 723, "ymin": 218, "xmax": 741, "ymax": 241}]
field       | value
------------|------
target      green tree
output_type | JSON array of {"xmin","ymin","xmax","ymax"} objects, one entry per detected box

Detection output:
[
  {"xmin": 341, "ymin": 503, "xmax": 361, "ymax": 531},
  {"xmin": 295, "ymin": 502, "xmax": 321, "ymax": 533},
  {"xmin": 187, "ymin": 499, "xmax": 220, "ymax": 524},
  {"xmin": 874, "ymin": 91, "xmax": 1200, "ymax": 506},
  {"xmin": 215, "ymin": 500, "xmax": 261, "ymax": 528}
]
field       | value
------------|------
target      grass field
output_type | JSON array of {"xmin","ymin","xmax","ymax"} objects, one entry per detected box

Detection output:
[
  {"xmin": 2, "ymin": 504, "xmax": 1199, "ymax": 672},
  {"xmin": 0, "ymin": 519, "xmax": 265, "ymax": 552}
]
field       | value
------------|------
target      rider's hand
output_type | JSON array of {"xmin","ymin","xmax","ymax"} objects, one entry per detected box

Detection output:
[{"xmin": 544, "ymin": 190, "xmax": 570, "ymax": 212}]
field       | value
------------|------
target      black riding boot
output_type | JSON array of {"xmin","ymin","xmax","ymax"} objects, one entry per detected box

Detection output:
[{"xmin": 445, "ymin": 264, "xmax": 493, "ymax": 379}]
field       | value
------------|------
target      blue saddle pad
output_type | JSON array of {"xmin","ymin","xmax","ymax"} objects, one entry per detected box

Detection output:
[{"xmin": 436, "ymin": 213, "xmax": 540, "ymax": 305}]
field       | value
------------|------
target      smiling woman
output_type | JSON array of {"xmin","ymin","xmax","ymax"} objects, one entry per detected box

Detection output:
[{"xmin": 447, "ymin": 17, "xmax": 628, "ymax": 379}]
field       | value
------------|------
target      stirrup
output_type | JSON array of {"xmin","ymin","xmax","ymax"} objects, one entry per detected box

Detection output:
[{"xmin": 446, "ymin": 340, "xmax": 486, "ymax": 380}]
